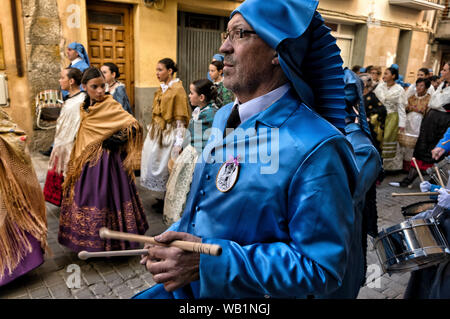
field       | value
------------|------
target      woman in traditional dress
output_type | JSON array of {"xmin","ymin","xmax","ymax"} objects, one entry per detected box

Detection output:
[
  {"xmin": 164, "ymin": 79, "xmax": 219, "ymax": 225},
  {"xmin": 360, "ymin": 73, "xmax": 386, "ymax": 154},
  {"xmin": 101, "ymin": 62, "xmax": 133, "ymax": 115},
  {"xmin": 208, "ymin": 60, "xmax": 234, "ymax": 108},
  {"xmin": 398, "ymin": 78, "xmax": 431, "ymax": 172},
  {"xmin": 43, "ymin": 68, "xmax": 85, "ymax": 207},
  {"xmin": 0, "ymin": 110, "xmax": 47, "ymax": 286},
  {"xmin": 374, "ymin": 67, "xmax": 407, "ymax": 171},
  {"xmin": 58, "ymin": 67, "xmax": 148, "ymax": 252},
  {"xmin": 405, "ymin": 68, "xmax": 435, "ymax": 99},
  {"xmin": 140, "ymin": 58, "xmax": 191, "ymax": 213},
  {"xmin": 396, "ymin": 63, "xmax": 450, "ymax": 187}
]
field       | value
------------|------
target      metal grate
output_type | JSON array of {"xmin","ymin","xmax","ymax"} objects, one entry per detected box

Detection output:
[{"xmin": 177, "ymin": 27, "xmax": 224, "ymax": 94}]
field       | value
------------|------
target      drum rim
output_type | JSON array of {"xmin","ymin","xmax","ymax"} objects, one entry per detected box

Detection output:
[{"xmin": 375, "ymin": 218, "xmax": 438, "ymax": 239}]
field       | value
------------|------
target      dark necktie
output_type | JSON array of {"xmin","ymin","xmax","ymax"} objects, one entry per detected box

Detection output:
[{"xmin": 224, "ymin": 104, "xmax": 241, "ymax": 137}]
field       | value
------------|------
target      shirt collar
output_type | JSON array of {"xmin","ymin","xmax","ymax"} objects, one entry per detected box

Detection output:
[
  {"xmin": 161, "ymin": 78, "xmax": 180, "ymax": 93},
  {"xmin": 70, "ymin": 57, "xmax": 83, "ymax": 66},
  {"xmin": 235, "ymin": 83, "xmax": 291, "ymax": 125}
]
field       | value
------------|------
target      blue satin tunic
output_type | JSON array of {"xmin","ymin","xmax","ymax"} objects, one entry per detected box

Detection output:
[{"xmin": 134, "ymin": 89, "xmax": 362, "ymax": 299}]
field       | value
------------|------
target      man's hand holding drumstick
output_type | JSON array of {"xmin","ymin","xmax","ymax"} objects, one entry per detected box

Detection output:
[{"xmin": 140, "ymin": 231, "xmax": 202, "ymax": 292}]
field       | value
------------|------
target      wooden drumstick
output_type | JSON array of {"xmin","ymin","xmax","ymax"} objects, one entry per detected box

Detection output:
[
  {"xmin": 441, "ymin": 139, "xmax": 450, "ymax": 146},
  {"xmin": 411, "ymin": 157, "xmax": 424, "ymax": 183},
  {"xmin": 99, "ymin": 228, "xmax": 222, "ymax": 256},
  {"xmin": 434, "ymin": 164, "xmax": 446, "ymax": 188},
  {"xmin": 392, "ymin": 192, "xmax": 439, "ymax": 197},
  {"xmin": 78, "ymin": 249, "xmax": 148, "ymax": 260}
]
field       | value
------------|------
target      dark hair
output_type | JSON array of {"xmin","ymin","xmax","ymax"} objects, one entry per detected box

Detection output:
[
  {"xmin": 191, "ymin": 79, "xmax": 217, "ymax": 103},
  {"xmin": 352, "ymin": 65, "xmax": 362, "ymax": 73},
  {"xmin": 430, "ymin": 75, "xmax": 440, "ymax": 82},
  {"xmin": 81, "ymin": 67, "xmax": 104, "ymax": 85},
  {"xmin": 103, "ymin": 62, "xmax": 120, "ymax": 78},
  {"xmin": 365, "ymin": 65, "xmax": 373, "ymax": 74},
  {"xmin": 65, "ymin": 67, "xmax": 82, "ymax": 86},
  {"xmin": 210, "ymin": 60, "xmax": 224, "ymax": 72},
  {"xmin": 158, "ymin": 58, "xmax": 178, "ymax": 74},
  {"xmin": 418, "ymin": 67, "xmax": 430, "ymax": 76},
  {"xmin": 387, "ymin": 67, "xmax": 399, "ymax": 81},
  {"xmin": 416, "ymin": 78, "xmax": 431, "ymax": 89}
]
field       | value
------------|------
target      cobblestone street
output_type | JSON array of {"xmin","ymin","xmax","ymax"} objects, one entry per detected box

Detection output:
[{"xmin": 0, "ymin": 153, "xmax": 436, "ymax": 299}]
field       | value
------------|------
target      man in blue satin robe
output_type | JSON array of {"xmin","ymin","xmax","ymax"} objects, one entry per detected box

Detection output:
[{"xmin": 134, "ymin": 0, "xmax": 365, "ymax": 299}]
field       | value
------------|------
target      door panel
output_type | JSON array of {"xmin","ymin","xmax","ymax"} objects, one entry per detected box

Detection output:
[{"xmin": 87, "ymin": 2, "xmax": 134, "ymax": 111}]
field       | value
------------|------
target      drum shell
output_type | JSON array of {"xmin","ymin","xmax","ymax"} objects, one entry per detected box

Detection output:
[
  {"xmin": 374, "ymin": 218, "xmax": 449, "ymax": 274},
  {"xmin": 36, "ymin": 90, "xmax": 62, "ymax": 121}
]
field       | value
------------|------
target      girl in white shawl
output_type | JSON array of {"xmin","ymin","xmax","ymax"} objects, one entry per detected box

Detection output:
[
  {"xmin": 43, "ymin": 68, "xmax": 85, "ymax": 206},
  {"xmin": 374, "ymin": 67, "xmax": 407, "ymax": 171}
]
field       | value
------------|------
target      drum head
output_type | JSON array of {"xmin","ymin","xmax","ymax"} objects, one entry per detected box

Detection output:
[
  {"xmin": 401, "ymin": 201, "xmax": 436, "ymax": 218},
  {"xmin": 375, "ymin": 219, "xmax": 449, "ymax": 274}
]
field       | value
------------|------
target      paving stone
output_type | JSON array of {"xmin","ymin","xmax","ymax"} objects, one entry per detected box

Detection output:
[
  {"xmin": 384, "ymin": 280, "xmax": 407, "ymax": 295},
  {"xmin": 82, "ymin": 271, "xmax": 104, "ymax": 286},
  {"xmin": 49, "ymin": 284, "xmax": 72, "ymax": 299},
  {"xmin": 382, "ymin": 287, "xmax": 402, "ymax": 299},
  {"xmin": 44, "ymin": 272, "xmax": 66, "ymax": 287},
  {"xmin": 115, "ymin": 265, "xmax": 137, "ymax": 280},
  {"xmin": 112, "ymin": 283, "xmax": 134, "ymax": 298},
  {"xmin": 29, "ymin": 287, "xmax": 51, "ymax": 299},
  {"xmin": 126, "ymin": 277, "xmax": 145, "ymax": 290},
  {"xmin": 73, "ymin": 287, "xmax": 96, "ymax": 299},
  {"xmin": 90, "ymin": 282, "xmax": 111, "ymax": 296},
  {"xmin": 357, "ymin": 286, "xmax": 388, "ymax": 299},
  {"xmin": 140, "ymin": 272, "xmax": 156, "ymax": 286},
  {"xmin": 1, "ymin": 288, "xmax": 29, "ymax": 299}
]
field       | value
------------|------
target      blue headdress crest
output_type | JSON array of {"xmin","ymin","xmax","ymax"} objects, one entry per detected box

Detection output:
[
  {"xmin": 232, "ymin": 0, "xmax": 348, "ymax": 130},
  {"xmin": 343, "ymin": 68, "xmax": 372, "ymax": 138}
]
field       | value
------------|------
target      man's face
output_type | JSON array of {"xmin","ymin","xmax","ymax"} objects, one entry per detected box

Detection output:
[
  {"xmin": 67, "ymin": 47, "xmax": 79, "ymax": 61},
  {"xmin": 219, "ymin": 13, "xmax": 276, "ymax": 97}
]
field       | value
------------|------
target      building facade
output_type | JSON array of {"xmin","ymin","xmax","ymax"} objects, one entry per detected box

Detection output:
[{"xmin": 0, "ymin": 0, "xmax": 444, "ymax": 150}]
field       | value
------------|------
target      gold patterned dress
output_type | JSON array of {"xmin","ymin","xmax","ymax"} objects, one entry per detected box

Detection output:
[{"xmin": 140, "ymin": 79, "xmax": 190, "ymax": 195}]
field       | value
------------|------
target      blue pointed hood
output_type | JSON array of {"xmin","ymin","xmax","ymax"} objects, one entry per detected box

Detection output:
[{"xmin": 231, "ymin": 0, "xmax": 348, "ymax": 130}]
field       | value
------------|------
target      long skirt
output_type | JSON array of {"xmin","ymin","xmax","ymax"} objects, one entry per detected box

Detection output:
[
  {"xmin": 398, "ymin": 112, "xmax": 423, "ymax": 171},
  {"xmin": 140, "ymin": 124, "xmax": 175, "ymax": 195},
  {"xmin": 382, "ymin": 112, "xmax": 403, "ymax": 171},
  {"xmin": 58, "ymin": 150, "xmax": 149, "ymax": 252},
  {"xmin": 0, "ymin": 231, "xmax": 44, "ymax": 287},
  {"xmin": 163, "ymin": 145, "xmax": 198, "ymax": 226}
]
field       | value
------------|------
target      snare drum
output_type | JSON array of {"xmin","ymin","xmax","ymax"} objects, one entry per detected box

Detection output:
[
  {"xmin": 401, "ymin": 200, "xmax": 437, "ymax": 219},
  {"xmin": 35, "ymin": 90, "xmax": 63, "ymax": 121},
  {"xmin": 374, "ymin": 218, "xmax": 450, "ymax": 274}
]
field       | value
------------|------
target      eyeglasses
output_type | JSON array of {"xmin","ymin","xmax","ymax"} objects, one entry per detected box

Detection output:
[{"xmin": 224, "ymin": 28, "xmax": 257, "ymax": 43}]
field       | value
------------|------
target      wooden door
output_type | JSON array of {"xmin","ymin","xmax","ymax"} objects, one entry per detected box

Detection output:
[{"xmin": 87, "ymin": 2, "xmax": 134, "ymax": 111}]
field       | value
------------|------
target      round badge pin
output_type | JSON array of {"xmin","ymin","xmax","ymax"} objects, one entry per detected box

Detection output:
[{"xmin": 216, "ymin": 157, "xmax": 240, "ymax": 193}]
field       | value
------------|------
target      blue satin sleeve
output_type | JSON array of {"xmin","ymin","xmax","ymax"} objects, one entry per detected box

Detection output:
[
  {"xmin": 437, "ymin": 127, "xmax": 450, "ymax": 153},
  {"xmin": 345, "ymin": 123, "xmax": 381, "ymax": 199},
  {"xmin": 197, "ymin": 137, "xmax": 358, "ymax": 298}
]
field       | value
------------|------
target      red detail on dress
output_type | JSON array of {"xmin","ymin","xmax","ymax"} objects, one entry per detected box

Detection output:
[{"xmin": 43, "ymin": 169, "xmax": 64, "ymax": 206}]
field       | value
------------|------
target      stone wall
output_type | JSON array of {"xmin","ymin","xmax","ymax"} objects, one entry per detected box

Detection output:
[{"xmin": 21, "ymin": 0, "xmax": 63, "ymax": 152}]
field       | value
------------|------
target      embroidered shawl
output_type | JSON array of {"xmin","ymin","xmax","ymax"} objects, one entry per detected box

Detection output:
[
  {"xmin": 0, "ymin": 110, "xmax": 47, "ymax": 278},
  {"xmin": 63, "ymin": 95, "xmax": 143, "ymax": 199}
]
